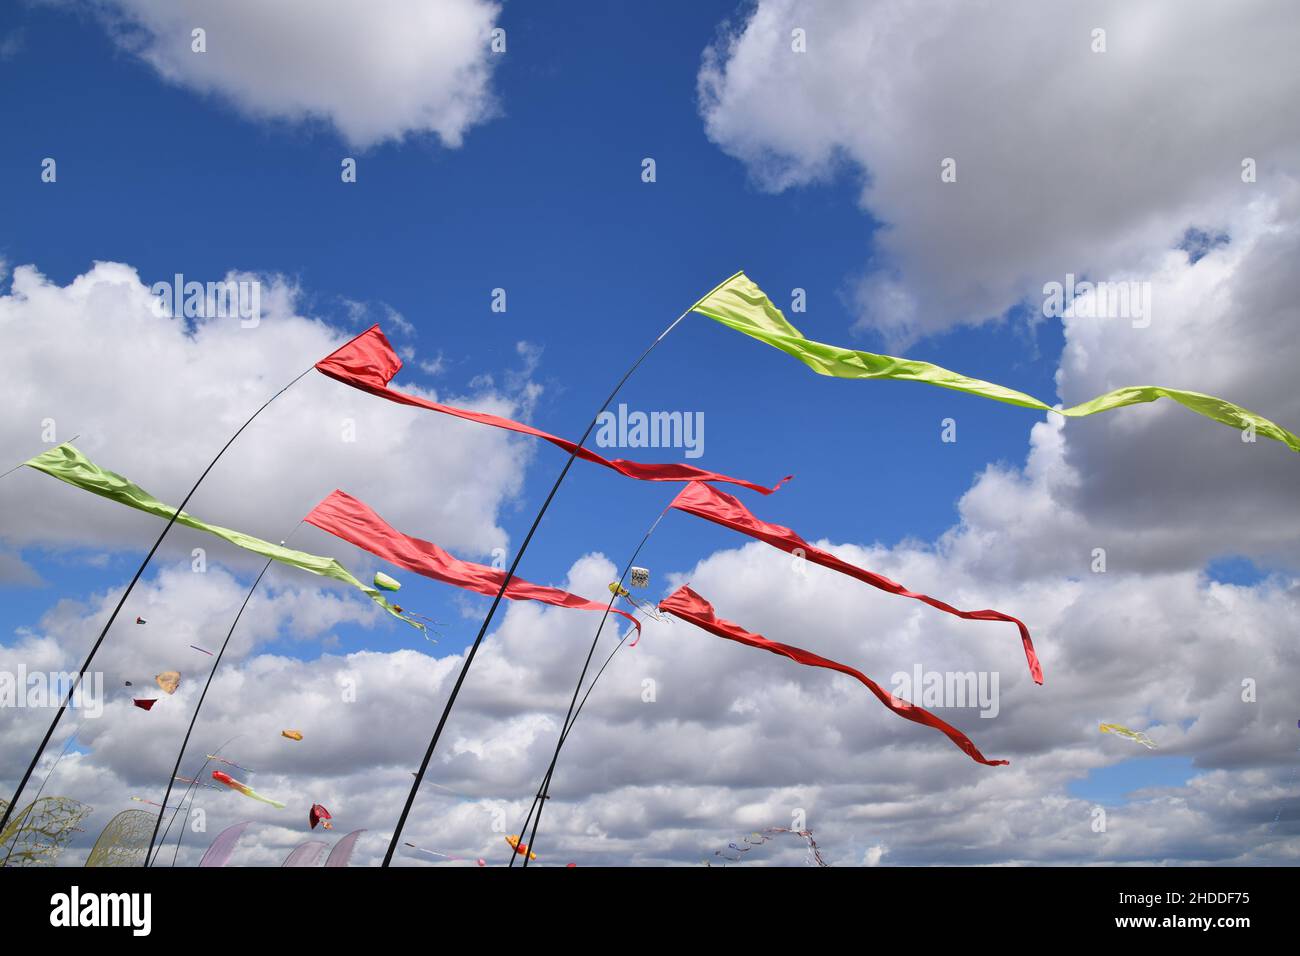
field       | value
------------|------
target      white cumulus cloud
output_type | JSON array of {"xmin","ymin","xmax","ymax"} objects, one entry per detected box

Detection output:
[
  {"xmin": 699, "ymin": 0, "xmax": 1300, "ymax": 344},
  {"xmin": 77, "ymin": 0, "xmax": 503, "ymax": 148}
]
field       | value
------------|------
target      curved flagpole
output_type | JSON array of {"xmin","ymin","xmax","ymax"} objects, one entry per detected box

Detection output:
[
  {"xmin": 144, "ymin": 522, "xmax": 303, "ymax": 865},
  {"xmin": 383, "ymin": 273, "xmax": 740, "ymax": 866},
  {"xmin": 0, "ymin": 370, "xmax": 311, "ymax": 840},
  {"xmin": 517, "ymin": 619, "xmax": 637, "ymax": 865},
  {"xmin": 512, "ymin": 506, "xmax": 669, "ymax": 867}
]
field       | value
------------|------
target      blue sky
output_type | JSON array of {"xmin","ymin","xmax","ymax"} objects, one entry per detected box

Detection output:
[
  {"xmin": 2, "ymin": 1, "xmax": 1297, "ymax": 867},
  {"xmin": 0, "ymin": 1, "xmax": 1065, "ymax": 652}
]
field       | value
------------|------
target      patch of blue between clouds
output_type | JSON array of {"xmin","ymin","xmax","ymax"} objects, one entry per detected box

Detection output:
[
  {"xmin": 1178, "ymin": 227, "xmax": 1230, "ymax": 265},
  {"xmin": 1068, "ymin": 755, "xmax": 1200, "ymax": 806},
  {"xmin": 1204, "ymin": 555, "xmax": 1270, "ymax": 586}
]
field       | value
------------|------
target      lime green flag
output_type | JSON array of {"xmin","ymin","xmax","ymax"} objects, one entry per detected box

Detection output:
[
  {"xmin": 693, "ymin": 272, "xmax": 1300, "ymax": 452},
  {"xmin": 25, "ymin": 444, "xmax": 420, "ymax": 629}
]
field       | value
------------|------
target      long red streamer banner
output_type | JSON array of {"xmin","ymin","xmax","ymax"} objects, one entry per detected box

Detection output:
[
  {"xmin": 668, "ymin": 481, "xmax": 1043, "ymax": 684},
  {"xmin": 658, "ymin": 586, "xmax": 1007, "ymax": 766},
  {"xmin": 305, "ymin": 490, "xmax": 640, "ymax": 637},
  {"xmin": 316, "ymin": 326, "xmax": 790, "ymax": 495}
]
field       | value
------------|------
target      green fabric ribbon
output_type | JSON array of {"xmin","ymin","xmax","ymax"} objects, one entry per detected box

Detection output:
[
  {"xmin": 25, "ymin": 444, "xmax": 420, "ymax": 629},
  {"xmin": 694, "ymin": 272, "xmax": 1300, "ymax": 452}
]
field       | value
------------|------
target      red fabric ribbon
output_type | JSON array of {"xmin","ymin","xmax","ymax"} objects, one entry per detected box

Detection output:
[
  {"xmin": 658, "ymin": 586, "xmax": 1007, "ymax": 766},
  {"xmin": 304, "ymin": 489, "xmax": 640, "ymax": 638},
  {"xmin": 668, "ymin": 481, "xmax": 1043, "ymax": 684},
  {"xmin": 315, "ymin": 326, "xmax": 790, "ymax": 495}
]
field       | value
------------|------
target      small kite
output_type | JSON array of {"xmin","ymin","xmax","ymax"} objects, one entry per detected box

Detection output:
[
  {"xmin": 390, "ymin": 604, "xmax": 442, "ymax": 630},
  {"xmin": 123, "ymin": 680, "xmax": 133, "ymax": 686},
  {"xmin": 135, "ymin": 617, "xmax": 147, "ymax": 625},
  {"xmin": 374, "ymin": 571, "xmax": 401, "ymax": 591},
  {"xmin": 309, "ymin": 804, "xmax": 333, "ymax": 830},
  {"xmin": 402, "ymin": 779, "xmax": 488, "ymax": 804},
  {"xmin": 154, "ymin": 671, "xmax": 181, "ymax": 695},
  {"xmin": 629, "ymin": 566, "xmax": 650, "ymax": 588},
  {"xmin": 505, "ymin": 835, "xmax": 537, "ymax": 860},
  {"xmin": 753, "ymin": 828, "xmax": 827, "ymax": 865},
  {"xmin": 173, "ymin": 775, "xmax": 221, "ymax": 791},
  {"xmin": 132, "ymin": 698, "xmax": 157, "ymax": 711},
  {"xmin": 281, "ymin": 730, "xmax": 304, "ymax": 741},
  {"xmin": 404, "ymin": 842, "xmax": 486, "ymax": 866},
  {"xmin": 1099, "ymin": 723, "xmax": 1157, "ymax": 749},
  {"xmin": 211, "ymin": 770, "xmax": 285, "ymax": 808},
  {"xmin": 608, "ymin": 581, "xmax": 667, "ymax": 626},
  {"xmin": 707, "ymin": 828, "xmax": 828, "ymax": 866},
  {"xmin": 714, "ymin": 841, "xmax": 752, "ymax": 862},
  {"xmin": 130, "ymin": 795, "xmax": 189, "ymax": 811},
  {"xmin": 190, "ymin": 644, "xmax": 214, "ymax": 656},
  {"xmin": 206, "ymin": 754, "xmax": 254, "ymax": 773}
]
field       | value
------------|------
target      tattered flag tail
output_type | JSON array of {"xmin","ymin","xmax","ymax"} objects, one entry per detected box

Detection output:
[{"xmin": 659, "ymin": 585, "xmax": 1008, "ymax": 767}]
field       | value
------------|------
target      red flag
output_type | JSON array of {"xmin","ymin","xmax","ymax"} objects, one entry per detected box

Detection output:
[
  {"xmin": 668, "ymin": 481, "xmax": 1043, "ymax": 684},
  {"xmin": 315, "ymin": 326, "xmax": 790, "ymax": 495},
  {"xmin": 305, "ymin": 490, "xmax": 640, "ymax": 638},
  {"xmin": 658, "ymin": 586, "xmax": 1008, "ymax": 767}
]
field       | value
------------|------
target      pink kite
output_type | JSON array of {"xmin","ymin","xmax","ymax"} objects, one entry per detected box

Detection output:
[{"xmin": 212, "ymin": 770, "xmax": 285, "ymax": 808}]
